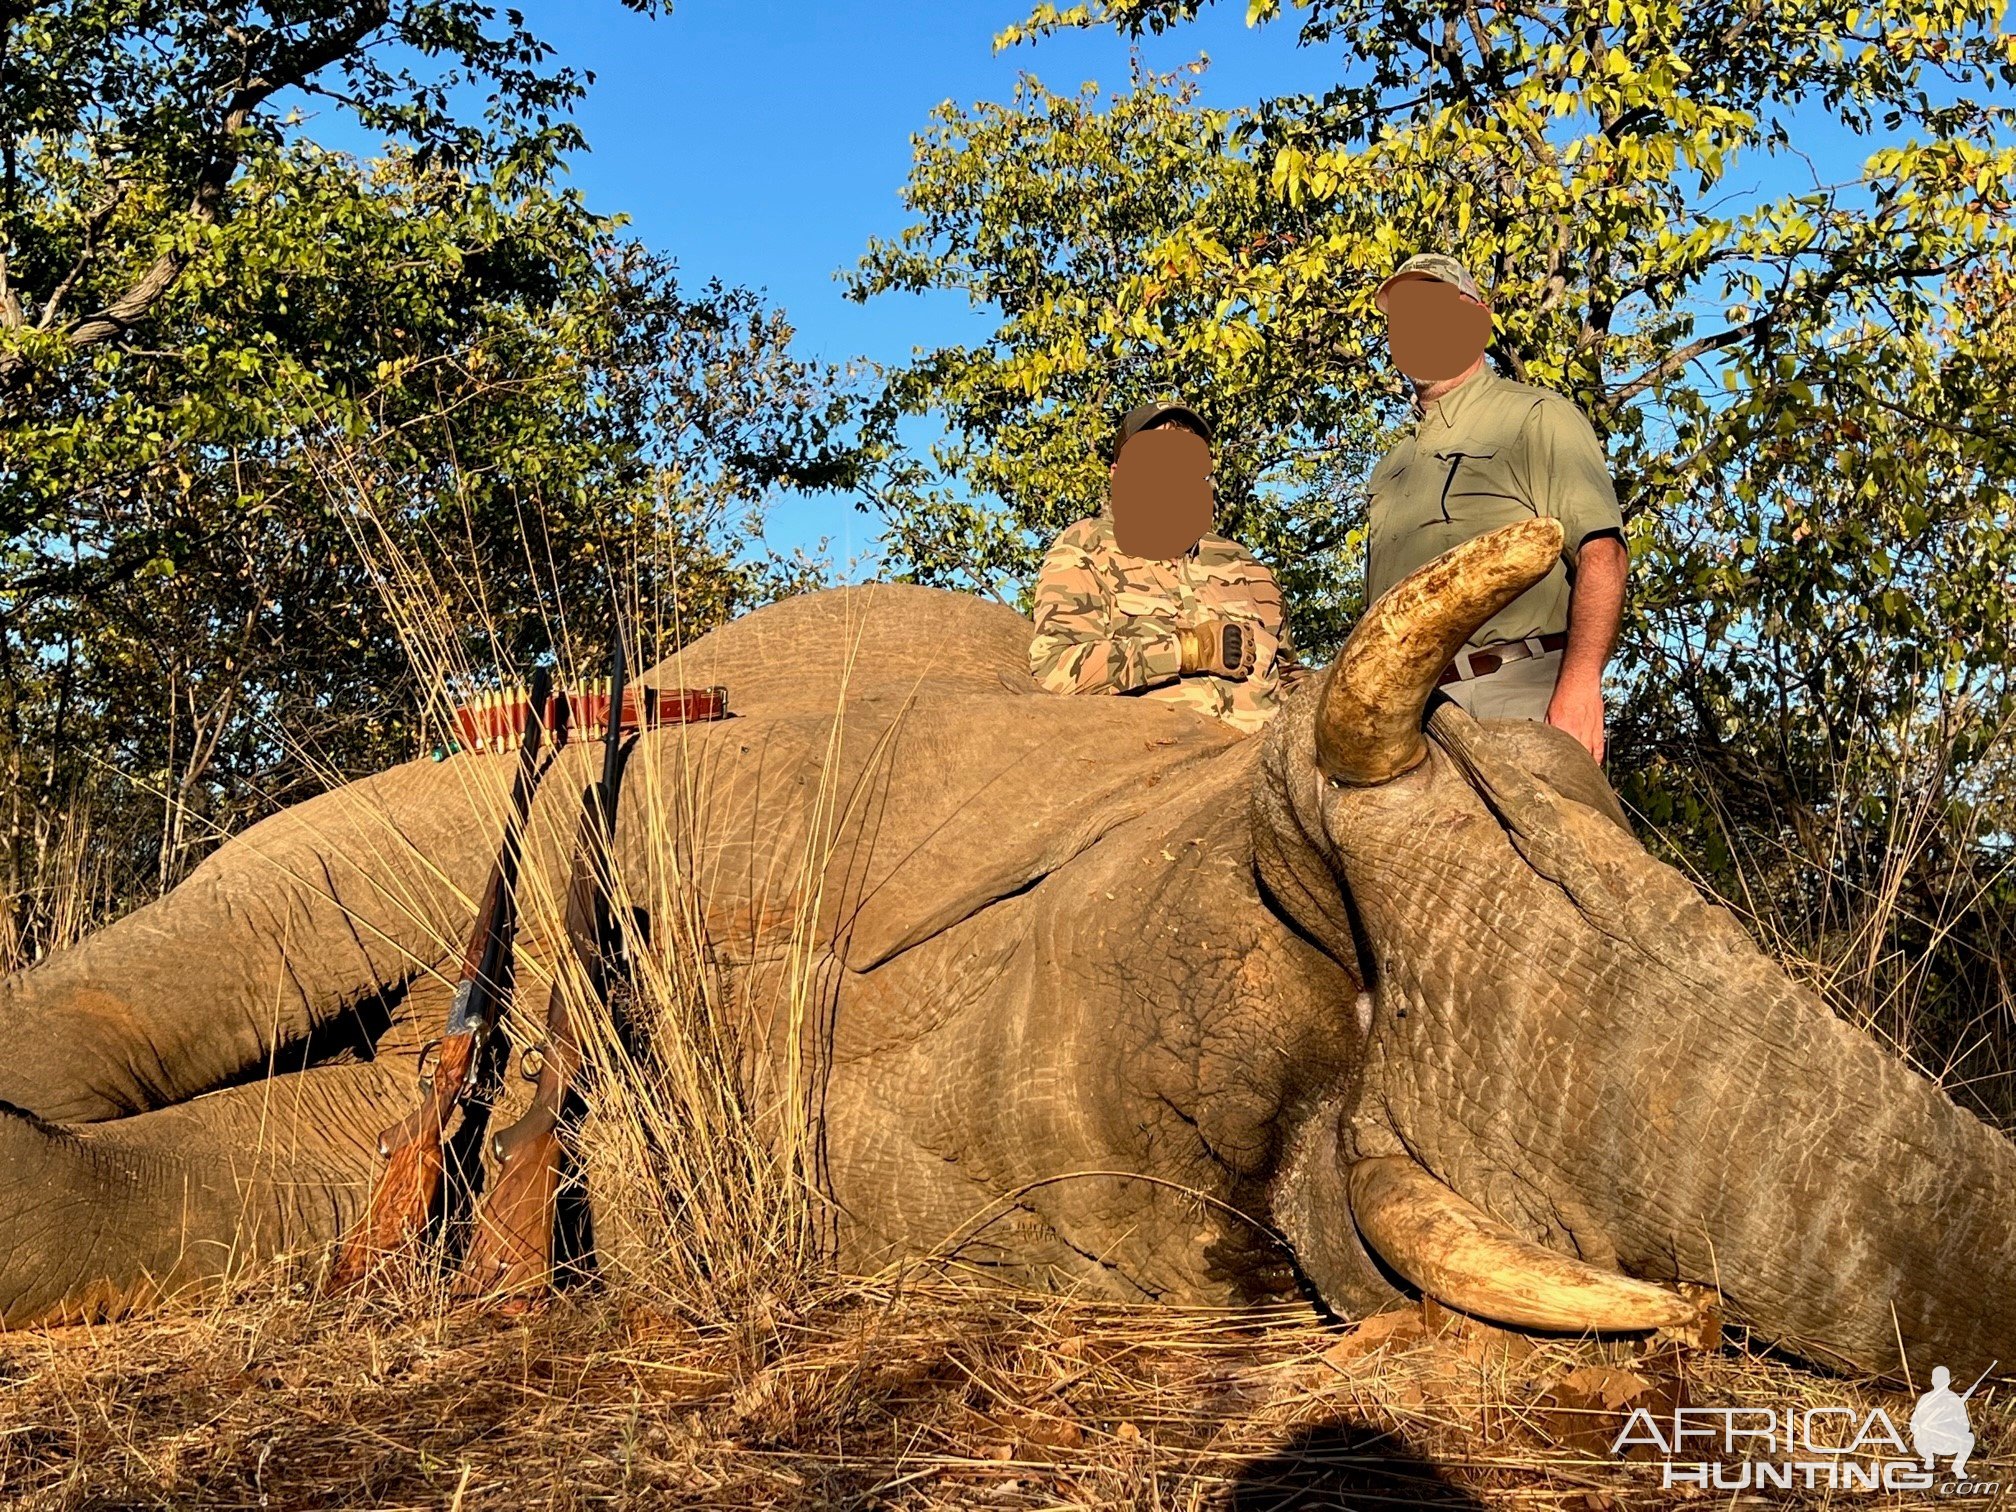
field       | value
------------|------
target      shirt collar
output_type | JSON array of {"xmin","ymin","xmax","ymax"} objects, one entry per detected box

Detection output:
[
  {"xmin": 1096, "ymin": 507, "xmax": 1208, "ymax": 561},
  {"xmin": 1416, "ymin": 365, "xmax": 1496, "ymax": 433}
]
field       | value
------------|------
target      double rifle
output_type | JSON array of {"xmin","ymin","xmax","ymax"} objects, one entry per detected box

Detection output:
[{"xmin": 331, "ymin": 642, "xmax": 725, "ymax": 1300}]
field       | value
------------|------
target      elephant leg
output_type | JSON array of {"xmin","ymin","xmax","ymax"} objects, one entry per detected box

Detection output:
[
  {"xmin": 0, "ymin": 747, "xmax": 594, "ymax": 1122},
  {"xmin": 0, "ymin": 1057, "xmax": 414, "ymax": 1325}
]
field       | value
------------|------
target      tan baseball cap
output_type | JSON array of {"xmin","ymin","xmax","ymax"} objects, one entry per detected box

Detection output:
[{"xmin": 1376, "ymin": 253, "xmax": 1485, "ymax": 311}]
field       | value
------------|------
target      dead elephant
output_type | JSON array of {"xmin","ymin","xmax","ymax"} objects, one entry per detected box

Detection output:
[{"xmin": 1, "ymin": 519, "xmax": 2009, "ymax": 1381}]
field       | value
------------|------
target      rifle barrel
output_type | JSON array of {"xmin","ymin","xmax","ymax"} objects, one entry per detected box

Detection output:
[
  {"xmin": 459, "ymin": 636, "xmax": 632, "ymax": 1301},
  {"xmin": 449, "ymin": 665, "xmax": 550, "ymax": 1038},
  {"xmin": 330, "ymin": 663, "xmax": 553, "ymax": 1290}
]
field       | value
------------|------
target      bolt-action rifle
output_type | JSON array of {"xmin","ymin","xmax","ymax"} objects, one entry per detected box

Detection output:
[
  {"xmin": 458, "ymin": 637, "xmax": 635, "ymax": 1300},
  {"xmin": 330, "ymin": 665, "xmax": 559, "ymax": 1289}
]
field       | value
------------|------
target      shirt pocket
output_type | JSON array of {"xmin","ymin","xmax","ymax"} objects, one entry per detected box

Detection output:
[
  {"xmin": 1365, "ymin": 454, "xmax": 1411, "ymax": 560},
  {"xmin": 1432, "ymin": 445, "xmax": 1533, "ymax": 533},
  {"xmin": 1366, "ymin": 451, "xmax": 1410, "ymax": 512},
  {"xmin": 1110, "ymin": 590, "xmax": 1177, "ymax": 635}
]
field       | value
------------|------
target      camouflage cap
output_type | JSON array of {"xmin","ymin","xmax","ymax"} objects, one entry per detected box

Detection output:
[{"xmin": 1376, "ymin": 253, "xmax": 1485, "ymax": 311}]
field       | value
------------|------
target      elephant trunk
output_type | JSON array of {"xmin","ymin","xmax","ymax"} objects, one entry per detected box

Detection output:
[
  {"xmin": 1338, "ymin": 729, "xmax": 2016, "ymax": 1377},
  {"xmin": 1296, "ymin": 517, "xmax": 2016, "ymax": 1376}
]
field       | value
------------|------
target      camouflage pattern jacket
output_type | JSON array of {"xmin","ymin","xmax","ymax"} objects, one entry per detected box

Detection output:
[{"xmin": 1028, "ymin": 514, "xmax": 1287, "ymax": 734}]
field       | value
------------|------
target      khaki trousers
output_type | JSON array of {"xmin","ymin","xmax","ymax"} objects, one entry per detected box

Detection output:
[{"xmin": 1436, "ymin": 649, "xmax": 1561, "ymax": 723}]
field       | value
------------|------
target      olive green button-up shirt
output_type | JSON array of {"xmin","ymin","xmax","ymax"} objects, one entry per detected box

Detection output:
[{"xmin": 1364, "ymin": 368, "xmax": 1623, "ymax": 650}]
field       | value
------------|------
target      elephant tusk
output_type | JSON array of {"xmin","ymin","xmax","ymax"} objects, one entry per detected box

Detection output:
[
  {"xmin": 1315, "ymin": 518, "xmax": 1564, "ymax": 785},
  {"xmin": 1347, "ymin": 1155, "xmax": 1702, "ymax": 1333}
]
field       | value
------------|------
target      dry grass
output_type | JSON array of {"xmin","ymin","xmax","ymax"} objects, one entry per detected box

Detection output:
[{"xmin": 3, "ymin": 1269, "xmax": 2007, "ymax": 1510}]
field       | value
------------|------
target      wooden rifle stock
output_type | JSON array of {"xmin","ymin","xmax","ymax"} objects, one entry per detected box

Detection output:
[
  {"xmin": 329, "ymin": 667, "xmax": 554, "ymax": 1290},
  {"xmin": 456, "ymin": 1026, "xmax": 574, "ymax": 1297},
  {"xmin": 327, "ymin": 1035, "xmax": 474, "ymax": 1289},
  {"xmin": 455, "ymin": 813, "xmax": 595, "ymax": 1298}
]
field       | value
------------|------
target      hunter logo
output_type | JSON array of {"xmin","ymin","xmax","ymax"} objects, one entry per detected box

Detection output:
[
  {"xmin": 1911, "ymin": 1366, "xmax": 1979, "ymax": 1478},
  {"xmin": 1611, "ymin": 1364, "xmax": 2000, "ymax": 1496}
]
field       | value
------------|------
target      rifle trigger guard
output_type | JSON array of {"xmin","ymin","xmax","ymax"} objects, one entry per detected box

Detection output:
[
  {"xmin": 415, "ymin": 1038, "xmax": 443, "ymax": 1090},
  {"xmin": 519, "ymin": 1043, "xmax": 547, "ymax": 1082}
]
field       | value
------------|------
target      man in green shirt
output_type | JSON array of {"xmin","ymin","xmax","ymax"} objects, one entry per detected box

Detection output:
[{"xmin": 1365, "ymin": 253, "xmax": 1628, "ymax": 761}]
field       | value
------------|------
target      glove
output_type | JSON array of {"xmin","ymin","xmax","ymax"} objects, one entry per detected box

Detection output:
[{"xmin": 1178, "ymin": 619, "xmax": 1256, "ymax": 680}]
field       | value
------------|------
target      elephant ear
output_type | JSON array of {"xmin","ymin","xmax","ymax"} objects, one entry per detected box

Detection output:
[
  {"xmin": 658, "ymin": 691, "xmax": 1244, "ymax": 973},
  {"xmin": 836, "ymin": 701, "xmax": 1246, "ymax": 970},
  {"xmin": 641, "ymin": 582, "xmax": 1042, "ymax": 719},
  {"xmin": 637, "ymin": 582, "xmax": 1248, "ymax": 971}
]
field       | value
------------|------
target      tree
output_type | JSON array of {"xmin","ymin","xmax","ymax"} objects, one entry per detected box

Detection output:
[
  {"xmin": 2, "ymin": 138, "xmax": 858, "ymax": 966},
  {"xmin": 850, "ymin": 63, "xmax": 1385, "ymax": 649},
  {"xmin": 0, "ymin": 0, "xmax": 662, "ymax": 419},
  {"xmin": 862, "ymin": 1, "xmax": 2016, "ymax": 1092},
  {"xmin": 0, "ymin": 2, "xmax": 868, "ymax": 968}
]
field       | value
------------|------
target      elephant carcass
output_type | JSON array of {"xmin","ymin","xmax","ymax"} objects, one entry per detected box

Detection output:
[{"xmin": 1, "ymin": 536, "xmax": 2012, "ymax": 1383}]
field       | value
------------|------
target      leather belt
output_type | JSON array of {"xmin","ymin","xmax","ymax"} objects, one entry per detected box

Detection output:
[{"xmin": 1436, "ymin": 632, "xmax": 1568, "ymax": 687}]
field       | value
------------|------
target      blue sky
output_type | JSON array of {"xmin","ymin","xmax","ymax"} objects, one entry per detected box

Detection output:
[
  {"xmin": 498, "ymin": 2, "xmax": 1325, "ymax": 366},
  {"xmin": 307, "ymin": 2, "xmax": 1894, "ymax": 566},
  {"xmin": 310, "ymin": 2, "xmax": 1346, "ymax": 564},
  {"xmin": 466, "ymin": 1, "xmax": 1339, "ymax": 564}
]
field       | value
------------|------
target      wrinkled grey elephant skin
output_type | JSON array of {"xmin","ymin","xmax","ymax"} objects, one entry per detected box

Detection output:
[{"xmin": 0, "ymin": 582, "xmax": 2009, "ymax": 1381}]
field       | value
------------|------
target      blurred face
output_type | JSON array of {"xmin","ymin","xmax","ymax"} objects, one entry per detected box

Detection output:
[
  {"xmin": 1383, "ymin": 276, "xmax": 1491, "ymax": 383},
  {"xmin": 1110, "ymin": 423, "xmax": 1214, "ymax": 558}
]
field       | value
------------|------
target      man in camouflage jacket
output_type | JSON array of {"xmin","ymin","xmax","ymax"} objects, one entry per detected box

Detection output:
[{"xmin": 1029, "ymin": 402, "xmax": 1290, "ymax": 736}]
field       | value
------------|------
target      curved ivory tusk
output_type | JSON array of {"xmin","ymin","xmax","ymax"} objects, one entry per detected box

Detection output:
[
  {"xmin": 1316, "ymin": 517, "xmax": 1564, "ymax": 785},
  {"xmin": 1348, "ymin": 1155, "xmax": 1701, "ymax": 1332}
]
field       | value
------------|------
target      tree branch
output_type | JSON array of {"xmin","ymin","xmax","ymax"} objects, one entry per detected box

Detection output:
[
  {"xmin": 1609, "ymin": 315, "xmax": 1770, "ymax": 405},
  {"xmin": 0, "ymin": 250, "xmax": 23, "ymax": 328},
  {"xmin": 36, "ymin": 186, "xmax": 126, "ymax": 330},
  {"xmin": 0, "ymin": 3, "xmax": 391, "ymax": 400},
  {"xmin": 1611, "ymin": 250, "xmax": 1968, "ymax": 407}
]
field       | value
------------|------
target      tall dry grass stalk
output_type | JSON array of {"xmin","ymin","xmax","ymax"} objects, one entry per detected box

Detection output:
[
  {"xmin": 557, "ymin": 662, "xmax": 851, "ymax": 1323},
  {"xmin": 0, "ymin": 806, "xmax": 119, "ymax": 976},
  {"xmin": 286, "ymin": 408, "xmax": 837, "ymax": 1327}
]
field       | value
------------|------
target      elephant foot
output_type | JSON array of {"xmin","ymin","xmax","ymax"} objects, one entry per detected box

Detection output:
[{"xmin": 0, "ymin": 1062, "xmax": 405, "ymax": 1326}]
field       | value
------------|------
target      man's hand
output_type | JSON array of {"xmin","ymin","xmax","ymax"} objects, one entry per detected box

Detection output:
[
  {"xmin": 1546, "ymin": 670, "xmax": 1606, "ymax": 763},
  {"xmin": 1178, "ymin": 619, "xmax": 1255, "ymax": 680}
]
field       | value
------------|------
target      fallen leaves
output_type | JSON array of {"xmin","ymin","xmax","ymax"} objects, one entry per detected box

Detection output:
[
  {"xmin": 0, "ymin": 1273, "xmax": 1972, "ymax": 1510},
  {"xmin": 1536, "ymin": 1358, "xmax": 1687, "ymax": 1457}
]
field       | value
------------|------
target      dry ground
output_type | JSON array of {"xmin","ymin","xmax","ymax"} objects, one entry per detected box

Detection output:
[{"xmin": 2, "ymin": 1266, "xmax": 2005, "ymax": 1511}]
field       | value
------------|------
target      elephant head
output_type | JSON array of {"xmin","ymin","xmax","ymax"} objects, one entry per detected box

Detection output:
[{"xmin": 1258, "ymin": 517, "xmax": 2014, "ymax": 1379}]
